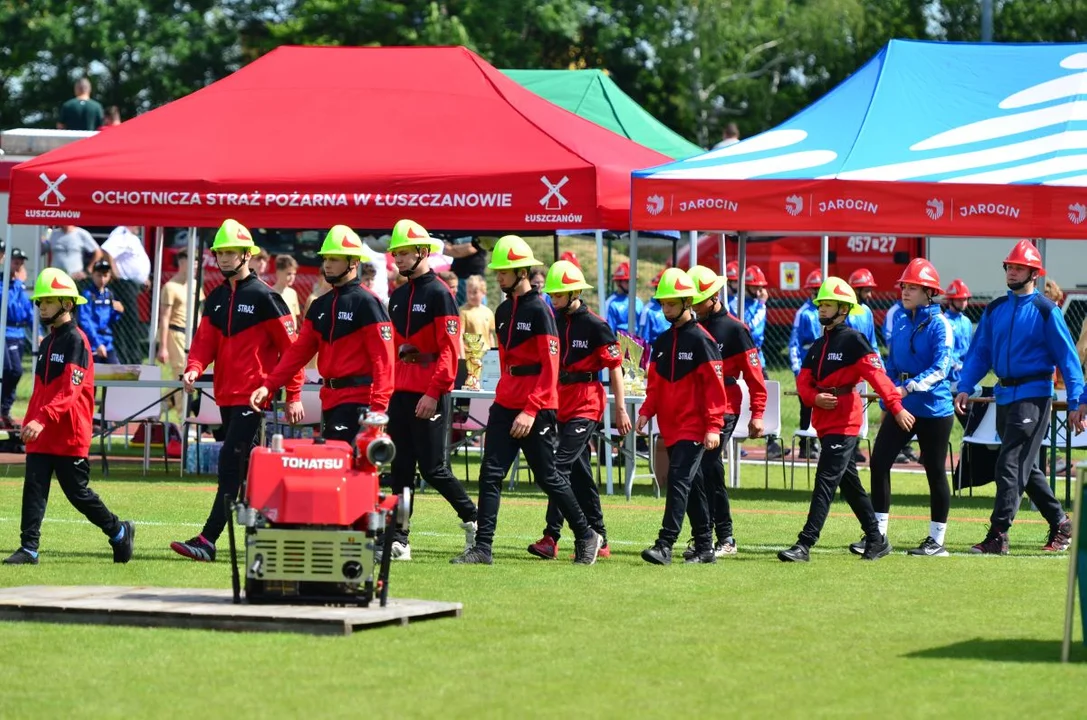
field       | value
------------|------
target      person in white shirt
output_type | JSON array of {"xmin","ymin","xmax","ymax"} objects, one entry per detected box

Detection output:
[{"xmin": 100, "ymin": 226, "xmax": 151, "ymax": 363}]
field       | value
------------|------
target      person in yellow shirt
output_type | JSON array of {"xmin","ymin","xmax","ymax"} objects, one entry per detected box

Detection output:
[
  {"xmin": 459, "ymin": 274, "xmax": 496, "ymax": 350},
  {"xmin": 157, "ymin": 248, "xmax": 204, "ymax": 383},
  {"xmin": 272, "ymin": 255, "xmax": 302, "ymax": 327}
]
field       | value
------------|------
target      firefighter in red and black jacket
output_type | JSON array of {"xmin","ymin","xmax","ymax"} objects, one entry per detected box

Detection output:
[
  {"xmin": 170, "ymin": 219, "xmax": 304, "ymax": 563},
  {"xmin": 637, "ymin": 268, "xmax": 729, "ymax": 566},
  {"xmin": 525, "ymin": 260, "xmax": 631, "ymax": 560},
  {"xmin": 778, "ymin": 277, "xmax": 915, "ymax": 563},
  {"xmin": 451, "ymin": 236, "xmax": 603, "ymax": 566},
  {"xmin": 382, "ymin": 219, "xmax": 476, "ymax": 560},
  {"xmin": 252, "ymin": 223, "xmax": 395, "ymax": 444},
  {"xmin": 681, "ymin": 264, "xmax": 766, "ymax": 559},
  {"xmin": 3, "ymin": 269, "xmax": 134, "ymax": 565}
]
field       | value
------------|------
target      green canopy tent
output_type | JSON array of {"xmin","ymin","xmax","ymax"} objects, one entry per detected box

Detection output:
[{"xmin": 501, "ymin": 69, "xmax": 702, "ymax": 160}]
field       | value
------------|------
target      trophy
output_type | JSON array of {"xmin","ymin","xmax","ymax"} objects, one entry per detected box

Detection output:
[
  {"xmin": 463, "ymin": 333, "xmax": 486, "ymax": 391},
  {"xmin": 617, "ymin": 332, "xmax": 647, "ymax": 397}
]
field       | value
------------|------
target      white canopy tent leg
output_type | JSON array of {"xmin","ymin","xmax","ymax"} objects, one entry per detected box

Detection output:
[
  {"xmin": 732, "ymin": 232, "xmax": 749, "ymax": 489},
  {"xmin": 626, "ymin": 230, "xmax": 639, "ymax": 496},
  {"xmin": 821, "ymin": 235, "xmax": 829, "ymax": 277},
  {"xmin": 147, "ymin": 227, "xmax": 165, "ymax": 364},
  {"xmin": 595, "ymin": 230, "xmax": 606, "ymax": 315},
  {"xmin": 0, "ymin": 225, "xmax": 13, "ymax": 379},
  {"xmin": 1037, "ymin": 237, "xmax": 1047, "ymax": 269},
  {"xmin": 689, "ymin": 230, "xmax": 698, "ymax": 266},
  {"xmin": 32, "ymin": 226, "xmax": 42, "ymax": 352},
  {"xmin": 179, "ymin": 226, "xmax": 198, "ymax": 474}
]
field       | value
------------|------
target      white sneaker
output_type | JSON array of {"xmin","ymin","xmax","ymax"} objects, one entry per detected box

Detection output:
[
  {"xmin": 460, "ymin": 520, "xmax": 477, "ymax": 550},
  {"xmin": 390, "ymin": 541, "xmax": 412, "ymax": 561}
]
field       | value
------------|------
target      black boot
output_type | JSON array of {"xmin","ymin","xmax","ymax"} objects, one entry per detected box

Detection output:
[
  {"xmin": 778, "ymin": 543, "xmax": 810, "ymax": 562},
  {"xmin": 641, "ymin": 540, "xmax": 672, "ymax": 565}
]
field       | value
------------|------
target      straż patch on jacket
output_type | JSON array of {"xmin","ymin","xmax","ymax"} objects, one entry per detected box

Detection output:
[
  {"xmin": 71, "ymin": 368, "xmax": 84, "ymax": 386},
  {"xmin": 284, "ymin": 320, "xmax": 296, "ymax": 337},
  {"xmin": 380, "ymin": 325, "xmax": 392, "ymax": 341},
  {"xmin": 748, "ymin": 349, "xmax": 760, "ymax": 367},
  {"xmin": 867, "ymin": 355, "xmax": 883, "ymax": 369},
  {"xmin": 446, "ymin": 318, "xmax": 459, "ymax": 336},
  {"xmin": 549, "ymin": 339, "xmax": 559, "ymax": 355},
  {"xmin": 607, "ymin": 344, "xmax": 620, "ymax": 358}
]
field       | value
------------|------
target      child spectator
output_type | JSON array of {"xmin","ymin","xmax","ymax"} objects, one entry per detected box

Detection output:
[
  {"xmin": 439, "ymin": 270, "xmax": 459, "ymax": 297},
  {"xmin": 459, "ymin": 274, "xmax": 496, "ymax": 350},
  {"xmin": 248, "ymin": 247, "xmax": 270, "ymax": 280},
  {"xmin": 272, "ymin": 255, "xmax": 301, "ymax": 325},
  {"xmin": 80, "ymin": 260, "xmax": 124, "ymax": 364},
  {"xmin": 358, "ymin": 262, "xmax": 377, "ymax": 290}
]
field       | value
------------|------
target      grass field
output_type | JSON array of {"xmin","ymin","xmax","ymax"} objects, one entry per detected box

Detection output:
[{"xmin": 1, "ymin": 457, "xmax": 1086, "ymax": 719}]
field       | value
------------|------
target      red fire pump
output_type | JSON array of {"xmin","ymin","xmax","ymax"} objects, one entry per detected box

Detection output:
[{"xmin": 226, "ymin": 413, "xmax": 408, "ymax": 607}]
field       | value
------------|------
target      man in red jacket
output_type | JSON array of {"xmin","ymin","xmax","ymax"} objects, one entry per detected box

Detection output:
[
  {"xmin": 778, "ymin": 277, "xmax": 915, "ymax": 563},
  {"xmin": 170, "ymin": 219, "xmax": 304, "ymax": 562},
  {"xmin": 450, "ymin": 236, "xmax": 603, "ymax": 566},
  {"xmin": 526, "ymin": 260, "xmax": 631, "ymax": 560},
  {"xmin": 637, "ymin": 268, "xmax": 729, "ymax": 565},
  {"xmin": 384, "ymin": 219, "xmax": 476, "ymax": 560},
  {"xmin": 683, "ymin": 264, "xmax": 766, "ymax": 559},
  {"xmin": 251, "ymin": 225, "xmax": 394, "ymax": 440},
  {"xmin": 3, "ymin": 269, "xmax": 134, "ymax": 565}
]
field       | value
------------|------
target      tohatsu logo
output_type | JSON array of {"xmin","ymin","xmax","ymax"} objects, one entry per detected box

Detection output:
[{"xmin": 281, "ymin": 456, "xmax": 345, "ymax": 470}]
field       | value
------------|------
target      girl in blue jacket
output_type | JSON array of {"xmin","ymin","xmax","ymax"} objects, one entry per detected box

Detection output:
[{"xmin": 860, "ymin": 259, "xmax": 955, "ymax": 557}]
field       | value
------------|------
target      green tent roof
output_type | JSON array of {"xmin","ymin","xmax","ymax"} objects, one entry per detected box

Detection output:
[{"xmin": 501, "ymin": 69, "xmax": 702, "ymax": 160}]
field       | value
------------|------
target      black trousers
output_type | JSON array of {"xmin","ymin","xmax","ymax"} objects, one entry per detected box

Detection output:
[
  {"xmin": 659, "ymin": 440, "xmax": 710, "ymax": 546},
  {"xmin": 201, "ymin": 405, "xmax": 262, "ymax": 544},
  {"xmin": 870, "ymin": 414, "xmax": 953, "ymax": 522},
  {"xmin": 689, "ymin": 414, "xmax": 739, "ymax": 541},
  {"xmin": 542, "ymin": 418, "xmax": 605, "ymax": 541},
  {"xmin": 322, "ymin": 402, "xmax": 367, "ymax": 443},
  {"xmin": 475, "ymin": 404, "xmax": 590, "ymax": 549},
  {"xmin": 2, "ymin": 338, "xmax": 23, "ymax": 416},
  {"xmin": 991, "ymin": 397, "xmax": 1064, "ymax": 532},
  {"xmin": 387, "ymin": 391, "xmax": 477, "ymax": 543},
  {"xmin": 797, "ymin": 435, "xmax": 879, "ymax": 548},
  {"xmin": 19, "ymin": 453, "xmax": 121, "ymax": 552}
]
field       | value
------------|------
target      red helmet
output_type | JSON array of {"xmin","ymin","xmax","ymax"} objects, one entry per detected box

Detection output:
[
  {"xmin": 650, "ymin": 269, "xmax": 664, "ymax": 288},
  {"xmin": 943, "ymin": 278, "xmax": 972, "ymax": 299},
  {"xmin": 803, "ymin": 269, "xmax": 824, "ymax": 289},
  {"xmin": 744, "ymin": 265, "xmax": 768, "ymax": 287},
  {"xmin": 848, "ymin": 268, "xmax": 877, "ymax": 289},
  {"xmin": 1003, "ymin": 239, "xmax": 1044, "ymax": 272},
  {"xmin": 725, "ymin": 260, "xmax": 740, "ymax": 281},
  {"xmin": 897, "ymin": 258, "xmax": 942, "ymax": 293},
  {"xmin": 612, "ymin": 261, "xmax": 630, "ymax": 281},
  {"xmin": 560, "ymin": 250, "xmax": 580, "ymax": 269}
]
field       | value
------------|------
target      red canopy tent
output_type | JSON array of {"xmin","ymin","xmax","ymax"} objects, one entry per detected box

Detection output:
[{"xmin": 7, "ymin": 45, "xmax": 668, "ymax": 229}]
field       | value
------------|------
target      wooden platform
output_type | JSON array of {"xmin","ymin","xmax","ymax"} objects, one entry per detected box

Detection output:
[{"xmin": 0, "ymin": 586, "xmax": 462, "ymax": 636}]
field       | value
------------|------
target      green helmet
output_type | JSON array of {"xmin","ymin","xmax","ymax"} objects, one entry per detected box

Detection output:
[
  {"xmin": 654, "ymin": 268, "xmax": 697, "ymax": 301},
  {"xmin": 387, "ymin": 219, "xmax": 442, "ymax": 254},
  {"xmin": 31, "ymin": 268, "xmax": 87, "ymax": 305},
  {"xmin": 687, "ymin": 265, "xmax": 726, "ymax": 305},
  {"xmin": 318, "ymin": 225, "xmax": 368, "ymax": 257},
  {"xmin": 487, "ymin": 235, "xmax": 541, "ymax": 270},
  {"xmin": 210, "ymin": 218, "xmax": 255, "ymax": 252},
  {"xmin": 543, "ymin": 260, "xmax": 592, "ymax": 294},
  {"xmin": 814, "ymin": 276, "xmax": 859, "ymax": 307}
]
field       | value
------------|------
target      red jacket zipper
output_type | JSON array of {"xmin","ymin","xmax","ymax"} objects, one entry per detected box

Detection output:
[
  {"xmin": 670, "ymin": 327, "xmax": 678, "ymax": 380},
  {"xmin": 507, "ymin": 294, "xmax": 519, "ymax": 348},
  {"xmin": 406, "ymin": 280, "xmax": 416, "ymax": 338},
  {"xmin": 43, "ymin": 334, "xmax": 56, "ymax": 383}
]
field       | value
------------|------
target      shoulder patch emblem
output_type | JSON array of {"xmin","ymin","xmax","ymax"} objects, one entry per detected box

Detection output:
[
  {"xmin": 607, "ymin": 344, "xmax": 620, "ymax": 358},
  {"xmin": 446, "ymin": 318, "xmax": 459, "ymax": 336},
  {"xmin": 748, "ymin": 349, "xmax": 760, "ymax": 367},
  {"xmin": 549, "ymin": 338, "xmax": 559, "ymax": 356},
  {"xmin": 713, "ymin": 364, "xmax": 723, "ymax": 379},
  {"xmin": 284, "ymin": 320, "xmax": 296, "ymax": 337},
  {"xmin": 380, "ymin": 325, "xmax": 392, "ymax": 342},
  {"xmin": 867, "ymin": 355, "xmax": 883, "ymax": 369},
  {"xmin": 71, "ymin": 368, "xmax": 85, "ymax": 386}
]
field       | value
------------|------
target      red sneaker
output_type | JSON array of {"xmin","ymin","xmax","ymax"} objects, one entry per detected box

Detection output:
[
  {"xmin": 527, "ymin": 535, "xmax": 558, "ymax": 560},
  {"xmin": 598, "ymin": 543, "xmax": 611, "ymax": 559}
]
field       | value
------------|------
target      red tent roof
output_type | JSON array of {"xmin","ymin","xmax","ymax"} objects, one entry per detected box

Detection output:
[{"xmin": 8, "ymin": 46, "xmax": 668, "ymax": 230}]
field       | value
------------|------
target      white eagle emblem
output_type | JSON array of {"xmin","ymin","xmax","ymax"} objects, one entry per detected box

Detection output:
[
  {"xmin": 748, "ymin": 349, "xmax": 760, "ymax": 367},
  {"xmin": 867, "ymin": 355, "xmax": 883, "ymax": 369},
  {"xmin": 607, "ymin": 344, "xmax": 620, "ymax": 358},
  {"xmin": 380, "ymin": 325, "xmax": 392, "ymax": 341},
  {"xmin": 548, "ymin": 339, "xmax": 559, "ymax": 355},
  {"xmin": 446, "ymin": 318, "xmax": 459, "ymax": 336},
  {"xmin": 71, "ymin": 368, "xmax": 84, "ymax": 386}
]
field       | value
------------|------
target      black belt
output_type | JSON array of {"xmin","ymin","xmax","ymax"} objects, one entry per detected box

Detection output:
[
  {"xmin": 816, "ymin": 385, "xmax": 854, "ymax": 397},
  {"xmin": 168, "ymin": 324, "xmax": 186, "ymax": 333},
  {"xmin": 508, "ymin": 363, "xmax": 542, "ymax": 377},
  {"xmin": 724, "ymin": 377, "xmax": 738, "ymax": 386},
  {"xmin": 401, "ymin": 351, "xmax": 438, "ymax": 364},
  {"xmin": 998, "ymin": 373, "xmax": 1052, "ymax": 387},
  {"xmin": 559, "ymin": 370, "xmax": 594, "ymax": 385},
  {"xmin": 322, "ymin": 375, "xmax": 373, "ymax": 390}
]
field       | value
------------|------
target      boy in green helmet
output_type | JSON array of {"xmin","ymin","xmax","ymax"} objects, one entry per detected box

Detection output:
[{"xmin": 3, "ymin": 269, "xmax": 134, "ymax": 565}]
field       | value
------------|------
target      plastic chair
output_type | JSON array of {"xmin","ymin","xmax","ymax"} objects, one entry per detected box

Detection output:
[
  {"xmin": 95, "ymin": 364, "xmax": 168, "ymax": 475},
  {"xmin": 181, "ymin": 370, "xmax": 222, "ymax": 475},
  {"xmin": 955, "ymin": 398, "xmax": 999, "ymax": 497},
  {"xmin": 731, "ymin": 380, "xmax": 787, "ymax": 489}
]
